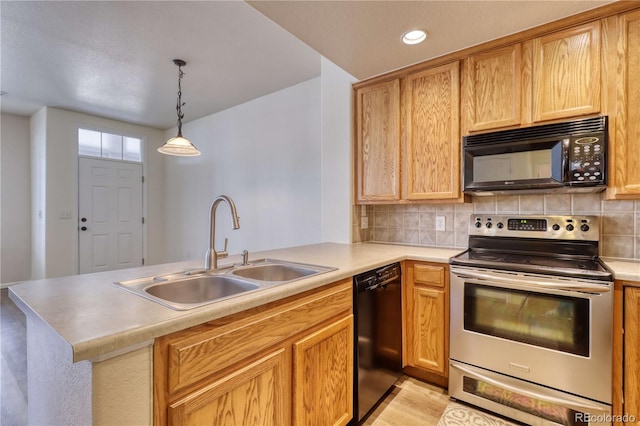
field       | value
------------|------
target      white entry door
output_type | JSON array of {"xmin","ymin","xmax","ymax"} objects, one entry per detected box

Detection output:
[{"xmin": 78, "ymin": 158, "xmax": 143, "ymax": 274}]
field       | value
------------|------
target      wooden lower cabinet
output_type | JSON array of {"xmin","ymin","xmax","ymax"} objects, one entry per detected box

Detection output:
[
  {"xmin": 293, "ymin": 316, "xmax": 354, "ymax": 426},
  {"xmin": 403, "ymin": 261, "xmax": 449, "ymax": 387},
  {"xmin": 168, "ymin": 349, "xmax": 287, "ymax": 426},
  {"xmin": 624, "ymin": 286, "xmax": 640, "ymax": 424},
  {"xmin": 154, "ymin": 279, "xmax": 353, "ymax": 426}
]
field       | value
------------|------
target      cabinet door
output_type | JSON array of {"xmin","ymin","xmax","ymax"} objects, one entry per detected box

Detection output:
[
  {"xmin": 532, "ymin": 21, "xmax": 601, "ymax": 122},
  {"xmin": 464, "ymin": 44, "xmax": 522, "ymax": 131},
  {"xmin": 168, "ymin": 349, "xmax": 287, "ymax": 426},
  {"xmin": 625, "ymin": 287, "xmax": 640, "ymax": 422},
  {"xmin": 293, "ymin": 315, "xmax": 354, "ymax": 426},
  {"xmin": 408, "ymin": 286, "xmax": 446, "ymax": 375},
  {"xmin": 610, "ymin": 10, "xmax": 640, "ymax": 198},
  {"xmin": 355, "ymin": 80, "xmax": 401, "ymax": 202},
  {"xmin": 402, "ymin": 62, "xmax": 461, "ymax": 200}
]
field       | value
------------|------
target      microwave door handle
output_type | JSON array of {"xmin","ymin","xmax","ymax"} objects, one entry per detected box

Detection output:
[
  {"xmin": 451, "ymin": 268, "xmax": 611, "ymax": 294},
  {"xmin": 449, "ymin": 362, "xmax": 611, "ymax": 416}
]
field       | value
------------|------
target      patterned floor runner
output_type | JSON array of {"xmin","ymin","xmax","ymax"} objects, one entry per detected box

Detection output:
[{"xmin": 437, "ymin": 401, "xmax": 522, "ymax": 426}]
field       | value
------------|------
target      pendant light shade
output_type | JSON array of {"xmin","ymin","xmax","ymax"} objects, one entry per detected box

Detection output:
[{"xmin": 158, "ymin": 59, "xmax": 201, "ymax": 156}]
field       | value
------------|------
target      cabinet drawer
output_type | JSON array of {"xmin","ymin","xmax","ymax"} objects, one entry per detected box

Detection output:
[
  {"xmin": 165, "ymin": 280, "xmax": 352, "ymax": 394},
  {"xmin": 413, "ymin": 264, "xmax": 445, "ymax": 288}
]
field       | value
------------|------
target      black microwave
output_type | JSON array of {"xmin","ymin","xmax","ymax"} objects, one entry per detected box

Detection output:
[{"xmin": 463, "ymin": 116, "xmax": 608, "ymax": 196}]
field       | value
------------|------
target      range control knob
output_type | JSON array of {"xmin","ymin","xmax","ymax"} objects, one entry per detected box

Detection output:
[
  {"xmin": 552, "ymin": 224, "xmax": 561, "ymax": 231},
  {"xmin": 475, "ymin": 222, "xmax": 482, "ymax": 228},
  {"xmin": 581, "ymin": 224, "xmax": 590, "ymax": 232},
  {"xmin": 486, "ymin": 222, "xmax": 493, "ymax": 229},
  {"xmin": 496, "ymin": 222, "xmax": 504, "ymax": 229},
  {"xmin": 566, "ymin": 224, "xmax": 575, "ymax": 231}
]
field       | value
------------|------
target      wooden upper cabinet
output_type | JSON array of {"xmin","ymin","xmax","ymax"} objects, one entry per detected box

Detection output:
[
  {"xmin": 463, "ymin": 22, "xmax": 603, "ymax": 133},
  {"xmin": 402, "ymin": 62, "xmax": 461, "ymax": 200},
  {"xmin": 464, "ymin": 45, "xmax": 522, "ymax": 131},
  {"xmin": 355, "ymin": 79, "xmax": 401, "ymax": 202},
  {"xmin": 532, "ymin": 21, "xmax": 602, "ymax": 122},
  {"xmin": 609, "ymin": 10, "xmax": 640, "ymax": 198}
]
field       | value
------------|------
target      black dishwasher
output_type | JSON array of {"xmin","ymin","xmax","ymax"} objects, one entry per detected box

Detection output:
[{"xmin": 353, "ymin": 263, "xmax": 402, "ymax": 423}]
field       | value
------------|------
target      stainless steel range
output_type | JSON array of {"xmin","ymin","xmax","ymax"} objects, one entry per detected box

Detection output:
[{"xmin": 449, "ymin": 214, "xmax": 614, "ymax": 426}]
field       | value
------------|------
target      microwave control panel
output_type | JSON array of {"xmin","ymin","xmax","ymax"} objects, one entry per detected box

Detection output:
[{"xmin": 567, "ymin": 135, "xmax": 605, "ymax": 184}]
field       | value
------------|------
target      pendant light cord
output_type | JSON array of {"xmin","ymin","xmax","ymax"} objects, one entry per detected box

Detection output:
[{"xmin": 176, "ymin": 65, "xmax": 185, "ymax": 136}]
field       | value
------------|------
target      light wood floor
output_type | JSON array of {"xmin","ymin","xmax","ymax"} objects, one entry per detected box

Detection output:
[
  {"xmin": 0, "ymin": 288, "xmax": 450, "ymax": 426},
  {"xmin": 363, "ymin": 375, "xmax": 450, "ymax": 426}
]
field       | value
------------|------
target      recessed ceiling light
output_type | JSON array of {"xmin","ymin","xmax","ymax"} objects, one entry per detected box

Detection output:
[{"xmin": 402, "ymin": 30, "xmax": 427, "ymax": 45}]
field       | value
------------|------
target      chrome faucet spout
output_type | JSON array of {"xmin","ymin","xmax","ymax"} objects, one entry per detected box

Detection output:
[{"xmin": 205, "ymin": 195, "xmax": 240, "ymax": 270}]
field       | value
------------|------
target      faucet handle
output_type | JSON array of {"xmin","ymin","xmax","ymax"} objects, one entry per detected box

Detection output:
[{"xmin": 218, "ymin": 238, "xmax": 229, "ymax": 260}]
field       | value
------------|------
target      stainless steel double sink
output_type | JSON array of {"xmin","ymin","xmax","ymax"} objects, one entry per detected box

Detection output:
[{"xmin": 114, "ymin": 259, "xmax": 337, "ymax": 310}]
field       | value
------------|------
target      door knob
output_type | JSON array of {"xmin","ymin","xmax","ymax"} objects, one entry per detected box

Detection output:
[
  {"xmin": 81, "ymin": 226, "xmax": 87, "ymax": 231},
  {"xmin": 81, "ymin": 217, "xmax": 87, "ymax": 222}
]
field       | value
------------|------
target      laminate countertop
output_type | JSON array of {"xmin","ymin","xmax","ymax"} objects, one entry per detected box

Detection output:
[
  {"xmin": 9, "ymin": 242, "xmax": 640, "ymax": 364},
  {"xmin": 8, "ymin": 242, "xmax": 462, "ymax": 363}
]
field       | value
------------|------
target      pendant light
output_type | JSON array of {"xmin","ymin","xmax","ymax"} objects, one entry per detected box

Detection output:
[{"xmin": 158, "ymin": 59, "xmax": 201, "ymax": 156}]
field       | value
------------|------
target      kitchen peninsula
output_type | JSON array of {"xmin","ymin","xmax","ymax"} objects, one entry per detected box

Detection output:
[
  {"xmin": 10, "ymin": 242, "xmax": 640, "ymax": 425},
  {"xmin": 9, "ymin": 242, "xmax": 462, "ymax": 425}
]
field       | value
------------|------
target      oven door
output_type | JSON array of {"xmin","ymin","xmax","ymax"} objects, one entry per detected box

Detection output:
[
  {"xmin": 449, "ymin": 361, "xmax": 612, "ymax": 426},
  {"xmin": 450, "ymin": 266, "xmax": 612, "ymax": 405}
]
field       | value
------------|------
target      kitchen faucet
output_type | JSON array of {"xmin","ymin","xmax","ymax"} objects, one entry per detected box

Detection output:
[{"xmin": 205, "ymin": 195, "xmax": 240, "ymax": 270}]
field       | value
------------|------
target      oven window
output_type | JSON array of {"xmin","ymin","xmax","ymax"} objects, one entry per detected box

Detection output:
[
  {"xmin": 464, "ymin": 284, "xmax": 589, "ymax": 356},
  {"xmin": 462, "ymin": 376, "xmax": 587, "ymax": 426}
]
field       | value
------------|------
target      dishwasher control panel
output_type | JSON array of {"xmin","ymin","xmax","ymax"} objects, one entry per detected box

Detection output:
[{"xmin": 354, "ymin": 263, "xmax": 401, "ymax": 291}]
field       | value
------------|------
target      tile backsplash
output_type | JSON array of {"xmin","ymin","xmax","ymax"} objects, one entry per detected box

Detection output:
[{"xmin": 353, "ymin": 193, "xmax": 640, "ymax": 260}]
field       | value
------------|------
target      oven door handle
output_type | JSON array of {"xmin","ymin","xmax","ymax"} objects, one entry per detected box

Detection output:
[
  {"xmin": 450, "ymin": 362, "xmax": 611, "ymax": 416},
  {"xmin": 451, "ymin": 267, "xmax": 611, "ymax": 294}
]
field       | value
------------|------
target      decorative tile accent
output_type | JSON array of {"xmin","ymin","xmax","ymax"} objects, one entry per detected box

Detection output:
[
  {"xmin": 419, "ymin": 229, "xmax": 436, "ymax": 246},
  {"xmin": 473, "ymin": 197, "xmax": 497, "ymax": 213},
  {"xmin": 496, "ymin": 196, "xmax": 519, "ymax": 213},
  {"xmin": 419, "ymin": 213, "xmax": 435, "ymax": 229},
  {"xmin": 544, "ymin": 194, "xmax": 571, "ymax": 213},
  {"xmin": 519, "ymin": 195, "xmax": 544, "ymax": 213},
  {"xmin": 601, "ymin": 212, "xmax": 635, "ymax": 236},
  {"xmin": 436, "ymin": 230, "xmax": 455, "ymax": 247},
  {"xmin": 603, "ymin": 199, "xmax": 634, "ymax": 211},
  {"xmin": 404, "ymin": 228, "xmax": 420, "ymax": 245},
  {"xmin": 389, "ymin": 212, "xmax": 403, "ymax": 228},
  {"xmin": 404, "ymin": 212, "xmax": 419, "ymax": 228},
  {"xmin": 602, "ymin": 235, "xmax": 634, "ymax": 259},
  {"xmin": 572, "ymin": 193, "xmax": 602, "ymax": 212}
]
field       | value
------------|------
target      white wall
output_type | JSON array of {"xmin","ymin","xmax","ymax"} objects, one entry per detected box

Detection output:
[
  {"xmin": 30, "ymin": 107, "xmax": 166, "ymax": 279},
  {"xmin": 30, "ymin": 109, "xmax": 47, "ymax": 280},
  {"xmin": 8, "ymin": 58, "xmax": 356, "ymax": 279},
  {"xmin": 163, "ymin": 77, "xmax": 323, "ymax": 262},
  {"xmin": 1, "ymin": 113, "xmax": 32, "ymax": 284},
  {"xmin": 320, "ymin": 57, "xmax": 357, "ymax": 243}
]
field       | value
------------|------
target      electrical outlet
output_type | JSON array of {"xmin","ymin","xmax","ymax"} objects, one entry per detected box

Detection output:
[
  {"xmin": 361, "ymin": 217, "xmax": 369, "ymax": 229},
  {"xmin": 435, "ymin": 215, "xmax": 446, "ymax": 231},
  {"xmin": 59, "ymin": 210, "xmax": 72, "ymax": 219}
]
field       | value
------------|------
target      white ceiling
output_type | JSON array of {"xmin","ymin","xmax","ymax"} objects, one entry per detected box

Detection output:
[
  {"xmin": 0, "ymin": 0, "xmax": 614, "ymax": 130},
  {"xmin": 249, "ymin": 0, "xmax": 615, "ymax": 80},
  {"xmin": 0, "ymin": 1, "xmax": 320, "ymax": 129}
]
